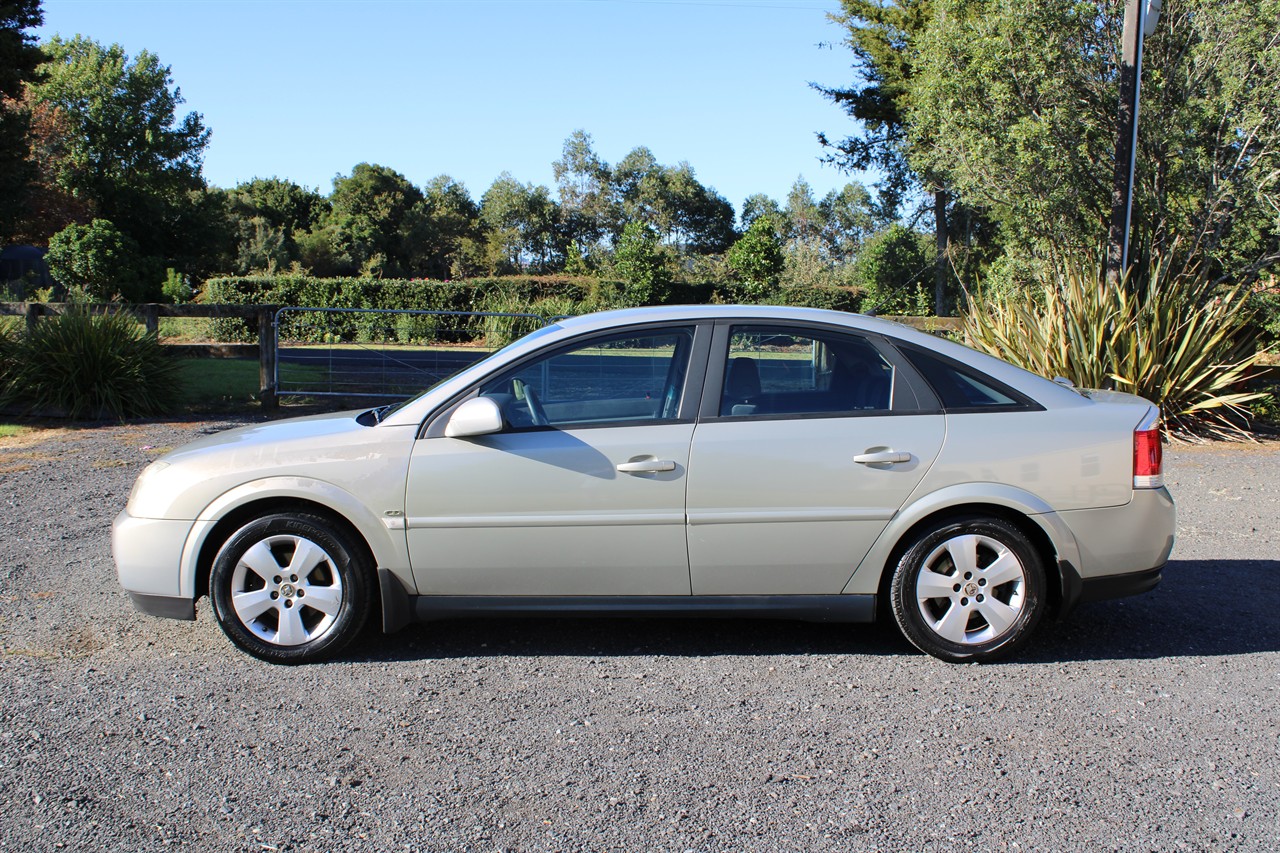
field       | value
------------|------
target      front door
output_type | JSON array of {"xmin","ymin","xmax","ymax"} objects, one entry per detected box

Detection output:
[{"xmin": 405, "ymin": 325, "xmax": 701, "ymax": 596}]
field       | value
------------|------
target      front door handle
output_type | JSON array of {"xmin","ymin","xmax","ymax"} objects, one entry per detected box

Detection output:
[
  {"xmin": 853, "ymin": 450, "xmax": 912, "ymax": 465},
  {"xmin": 617, "ymin": 459, "xmax": 677, "ymax": 474}
]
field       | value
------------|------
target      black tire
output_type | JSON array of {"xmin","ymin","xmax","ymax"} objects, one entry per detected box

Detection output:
[
  {"xmin": 209, "ymin": 513, "xmax": 372, "ymax": 664},
  {"xmin": 890, "ymin": 516, "xmax": 1046, "ymax": 663}
]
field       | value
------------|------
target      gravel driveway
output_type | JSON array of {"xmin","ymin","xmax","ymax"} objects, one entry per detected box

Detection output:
[{"xmin": 1, "ymin": 417, "xmax": 1277, "ymax": 852}]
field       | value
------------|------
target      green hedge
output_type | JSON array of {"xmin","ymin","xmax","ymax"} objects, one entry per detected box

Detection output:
[
  {"xmin": 200, "ymin": 275, "xmax": 628, "ymax": 342},
  {"xmin": 197, "ymin": 274, "xmax": 861, "ymax": 343}
]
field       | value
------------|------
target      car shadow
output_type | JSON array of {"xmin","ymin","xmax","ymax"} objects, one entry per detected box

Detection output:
[
  {"xmin": 343, "ymin": 559, "xmax": 1279, "ymax": 664},
  {"xmin": 1024, "ymin": 558, "xmax": 1280, "ymax": 663}
]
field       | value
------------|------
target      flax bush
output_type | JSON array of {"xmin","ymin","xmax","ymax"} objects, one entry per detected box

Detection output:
[
  {"xmin": 3, "ymin": 309, "xmax": 180, "ymax": 419},
  {"xmin": 960, "ymin": 261, "xmax": 1270, "ymax": 440}
]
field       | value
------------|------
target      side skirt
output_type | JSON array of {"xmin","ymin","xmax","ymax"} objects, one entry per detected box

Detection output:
[{"xmin": 377, "ymin": 569, "xmax": 876, "ymax": 632}]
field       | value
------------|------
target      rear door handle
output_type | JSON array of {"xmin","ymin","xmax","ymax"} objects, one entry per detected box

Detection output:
[
  {"xmin": 853, "ymin": 450, "xmax": 912, "ymax": 464},
  {"xmin": 617, "ymin": 459, "xmax": 677, "ymax": 474}
]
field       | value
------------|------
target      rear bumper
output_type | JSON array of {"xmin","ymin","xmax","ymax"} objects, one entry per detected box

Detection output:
[{"xmin": 1056, "ymin": 486, "xmax": 1174, "ymax": 615}]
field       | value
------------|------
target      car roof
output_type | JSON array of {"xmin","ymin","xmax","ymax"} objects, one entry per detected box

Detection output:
[{"xmin": 381, "ymin": 304, "xmax": 1088, "ymax": 427}]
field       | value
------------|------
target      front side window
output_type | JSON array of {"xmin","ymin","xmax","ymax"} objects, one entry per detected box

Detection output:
[
  {"xmin": 718, "ymin": 326, "xmax": 894, "ymax": 417},
  {"xmin": 480, "ymin": 327, "xmax": 695, "ymax": 429}
]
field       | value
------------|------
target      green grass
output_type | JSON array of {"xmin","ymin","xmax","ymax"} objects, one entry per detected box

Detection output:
[
  {"xmin": 0, "ymin": 424, "xmax": 31, "ymax": 438},
  {"xmin": 174, "ymin": 358, "xmax": 330, "ymax": 413},
  {"xmin": 175, "ymin": 358, "xmax": 266, "ymax": 411}
]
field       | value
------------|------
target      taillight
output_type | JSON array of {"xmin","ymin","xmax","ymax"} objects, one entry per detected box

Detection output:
[{"xmin": 1133, "ymin": 416, "xmax": 1163, "ymax": 489}]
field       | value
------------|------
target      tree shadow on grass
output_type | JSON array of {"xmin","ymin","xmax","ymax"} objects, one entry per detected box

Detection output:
[{"xmin": 344, "ymin": 559, "xmax": 1280, "ymax": 664}]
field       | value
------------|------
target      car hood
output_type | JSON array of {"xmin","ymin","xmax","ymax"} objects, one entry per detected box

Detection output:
[
  {"xmin": 128, "ymin": 410, "xmax": 417, "ymax": 521},
  {"xmin": 161, "ymin": 409, "xmax": 371, "ymax": 463}
]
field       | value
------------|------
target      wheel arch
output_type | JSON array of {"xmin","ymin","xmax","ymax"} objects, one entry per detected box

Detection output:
[
  {"xmin": 844, "ymin": 484, "xmax": 1081, "ymax": 618},
  {"xmin": 178, "ymin": 477, "xmax": 412, "ymax": 604}
]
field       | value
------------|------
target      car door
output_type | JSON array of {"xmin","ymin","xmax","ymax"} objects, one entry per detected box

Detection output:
[
  {"xmin": 405, "ymin": 324, "xmax": 707, "ymax": 596},
  {"xmin": 685, "ymin": 322, "xmax": 946, "ymax": 595}
]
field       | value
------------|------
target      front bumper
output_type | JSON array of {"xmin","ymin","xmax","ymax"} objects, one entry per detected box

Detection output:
[{"xmin": 112, "ymin": 510, "xmax": 195, "ymax": 619}]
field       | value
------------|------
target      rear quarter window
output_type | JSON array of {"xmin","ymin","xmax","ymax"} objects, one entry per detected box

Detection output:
[{"xmin": 902, "ymin": 346, "xmax": 1039, "ymax": 412}]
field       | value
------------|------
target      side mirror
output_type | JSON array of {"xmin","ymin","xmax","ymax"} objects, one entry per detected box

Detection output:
[{"xmin": 444, "ymin": 396, "xmax": 504, "ymax": 438}]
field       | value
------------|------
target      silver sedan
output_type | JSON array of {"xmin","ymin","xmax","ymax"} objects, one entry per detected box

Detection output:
[{"xmin": 114, "ymin": 305, "xmax": 1175, "ymax": 663}]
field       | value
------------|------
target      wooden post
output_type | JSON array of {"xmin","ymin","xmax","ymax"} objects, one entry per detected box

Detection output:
[
  {"xmin": 141, "ymin": 303, "xmax": 159, "ymax": 336},
  {"xmin": 258, "ymin": 306, "xmax": 278, "ymax": 413},
  {"xmin": 24, "ymin": 302, "xmax": 40, "ymax": 332}
]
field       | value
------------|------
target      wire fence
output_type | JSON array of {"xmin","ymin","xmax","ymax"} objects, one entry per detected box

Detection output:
[{"xmin": 274, "ymin": 307, "xmax": 552, "ymax": 400}]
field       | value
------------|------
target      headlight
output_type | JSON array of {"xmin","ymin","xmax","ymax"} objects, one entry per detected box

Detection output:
[{"xmin": 127, "ymin": 461, "xmax": 170, "ymax": 510}]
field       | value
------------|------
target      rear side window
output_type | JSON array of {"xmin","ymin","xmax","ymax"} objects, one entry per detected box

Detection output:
[
  {"xmin": 718, "ymin": 326, "xmax": 894, "ymax": 417},
  {"xmin": 902, "ymin": 346, "xmax": 1032, "ymax": 411}
]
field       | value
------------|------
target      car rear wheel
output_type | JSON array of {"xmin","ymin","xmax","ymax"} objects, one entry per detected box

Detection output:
[
  {"xmin": 890, "ymin": 516, "xmax": 1046, "ymax": 663},
  {"xmin": 210, "ymin": 513, "xmax": 371, "ymax": 664}
]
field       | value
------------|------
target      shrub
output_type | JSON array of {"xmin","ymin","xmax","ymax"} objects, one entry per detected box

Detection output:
[
  {"xmin": 3, "ymin": 308, "xmax": 181, "ymax": 419},
  {"xmin": 960, "ymin": 260, "xmax": 1271, "ymax": 440},
  {"xmin": 614, "ymin": 223, "xmax": 675, "ymax": 306},
  {"xmin": 724, "ymin": 217, "xmax": 785, "ymax": 302},
  {"xmin": 45, "ymin": 219, "xmax": 158, "ymax": 303},
  {"xmin": 852, "ymin": 224, "xmax": 935, "ymax": 315}
]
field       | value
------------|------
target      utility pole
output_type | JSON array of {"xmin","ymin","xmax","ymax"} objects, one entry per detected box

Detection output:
[{"xmin": 1105, "ymin": 0, "xmax": 1161, "ymax": 288}]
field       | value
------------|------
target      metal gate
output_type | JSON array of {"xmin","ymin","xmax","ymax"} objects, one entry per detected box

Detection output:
[{"xmin": 273, "ymin": 307, "xmax": 551, "ymax": 401}]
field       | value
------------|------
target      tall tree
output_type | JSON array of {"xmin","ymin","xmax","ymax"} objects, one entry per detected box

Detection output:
[
  {"xmin": 403, "ymin": 175, "xmax": 481, "ymax": 279},
  {"xmin": 613, "ymin": 147, "xmax": 735, "ymax": 254},
  {"xmin": 0, "ymin": 0, "xmax": 45, "ymax": 242},
  {"xmin": 817, "ymin": 0, "xmax": 955, "ymax": 312},
  {"xmin": 479, "ymin": 172, "xmax": 560, "ymax": 273},
  {"xmin": 909, "ymin": 0, "xmax": 1280, "ymax": 283},
  {"xmin": 552, "ymin": 130, "xmax": 616, "ymax": 258},
  {"xmin": 323, "ymin": 163, "xmax": 424, "ymax": 276},
  {"xmin": 26, "ymin": 35, "xmax": 210, "ymax": 258}
]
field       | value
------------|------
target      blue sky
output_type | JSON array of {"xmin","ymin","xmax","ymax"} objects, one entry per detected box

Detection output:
[{"xmin": 35, "ymin": 0, "xmax": 869, "ymax": 218}]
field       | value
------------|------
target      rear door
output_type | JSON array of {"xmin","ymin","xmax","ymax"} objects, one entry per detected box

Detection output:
[{"xmin": 685, "ymin": 322, "xmax": 945, "ymax": 594}]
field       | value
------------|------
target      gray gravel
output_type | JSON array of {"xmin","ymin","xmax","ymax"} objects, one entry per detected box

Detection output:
[{"xmin": 1, "ymin": 417, "xmax": 1277, "ymax": 852}]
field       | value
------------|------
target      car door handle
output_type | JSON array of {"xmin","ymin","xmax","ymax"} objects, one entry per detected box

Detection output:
[
  {"xmin": 616, "ymin": 459, "xmax": 677, "ymax": 474},
  {"xmin": 853, "ymin": 450, "xmax": 912, "ymax": 464}
]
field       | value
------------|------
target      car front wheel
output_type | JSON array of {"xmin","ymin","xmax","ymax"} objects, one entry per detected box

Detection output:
[
  {"xmin": 210, "ymin": 513, "xmax": 371, "ymax": 664},
  {"xmin": 890, "ymin": 516, "xmax": 1046, "ymax": 663}
]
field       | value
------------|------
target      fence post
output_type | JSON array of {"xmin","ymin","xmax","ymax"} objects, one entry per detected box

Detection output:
[
  {"xmin": 25, "ymin": 302, "xmax": 40, "ymax": 331},
  {"xmin": 258, "ymin": 306, "xmax": 278, "ymax": 413},
  {"xmin": 141, "ymin": 303, "xmax": 159, "ymax": 336}
]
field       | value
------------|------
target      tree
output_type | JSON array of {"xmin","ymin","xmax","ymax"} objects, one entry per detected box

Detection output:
[
  {"xmin": 403, "ymin": 175, "xmax": 481, "ymax": 279},
  {"xmin": 726, "ymin": 216, "xmax": 785, "ymax": 301},
  {"xmin": 613, "ymin": 147, "xmax": 736, "ymax": 254},
  {"xmin": 740, "ymin": 193, "xmax": 782, "ymax": 230},
  {"xmin": 478, "ymin": 172, "xmax": 560, "ymax": 273},
  {"xmin": 0, "ymin": 0, "xmax": 45, "ymax": 242},
  {"xmin": 614, "ymin": 221, "xmax": 674, "ymax": 305},
  {"xmin": 322, "ymin": 163, "xmax": 424, "ymax": 276},
  {"xmin": 851, "ymin": 224, "xmax": 934, "ymax": 314},
  {"xmin": 785, "ymin": 177, "xmax": 824, "ymax": 244},
  {"xmin": 226, "ymin": 178, "xmax": 328, "ymax": 274},
  {"xmin": 815, "ymin": 0, "xmax": 933, "ymax": 217},
  {"xmin": 26, "ymin": 36, "xmax": 210, "ymax": 257},
  {"xmin": 820, "ymin": 182, "xmax": 884, "ymax": 262},
  {"xmin": 45, "ymin": 218, "xmax": 150, "ymax": 302},
  {"xmin": 909, "ymin": 0, "xmax": 1280, "ymax": 283},
  {"xmin": 817, "ymin": 1, "xmax": 956, "ymax": 312},
  {"xmin": 552, "ymin": 130, "xmax": 616, "ymax": 258}
]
